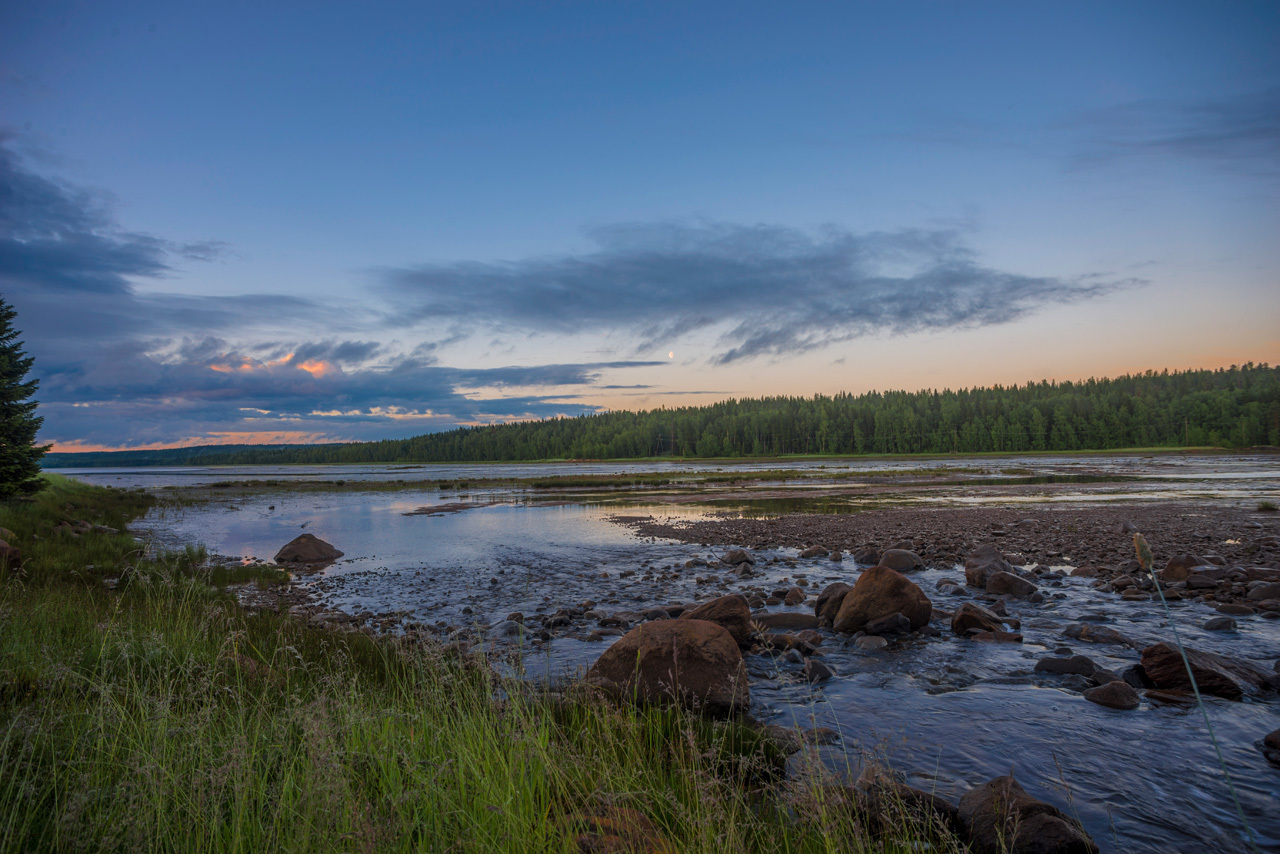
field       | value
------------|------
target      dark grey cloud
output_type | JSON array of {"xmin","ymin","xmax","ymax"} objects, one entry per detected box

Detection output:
[
  {"xmin": 0, "ymin": 139, "xmax": 661, "ymax": 448},
  {"xmin": 384, "ymin": 221, "xmax": 1132, "ymax": 363},
  {"xmin": 1067, "ymin": 88, "xmax": 1280, "ymax": 174}
]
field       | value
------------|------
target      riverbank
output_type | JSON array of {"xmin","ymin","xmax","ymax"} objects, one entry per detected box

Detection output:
[{"xmin": 0, "ymin": 476, "xmax": 973, "ymax": 853}]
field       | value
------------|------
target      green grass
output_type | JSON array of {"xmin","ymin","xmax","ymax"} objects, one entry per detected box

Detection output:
[
  {"xmin": 0, "ymin": 476, "xmax": 968, "ymax": 853},
  {"xmin": 1258, "ymin": 500, "xmax": 1278, "ymax": 512}
]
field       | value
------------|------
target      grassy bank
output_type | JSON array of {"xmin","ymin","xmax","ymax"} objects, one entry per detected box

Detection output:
[{"xmin": 0, "ymin": 476, "xmax": 963, "ymax": 853}]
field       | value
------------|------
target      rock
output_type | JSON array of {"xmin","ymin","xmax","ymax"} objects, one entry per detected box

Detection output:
[
  {"xmin": 273, "ymin": 534, "xmax": 344, "ymax": 564},
  {"xmin": 986, "ymin": 571, "xmax": 1038, "ymax": 597},
  {"xmin": 814, "ymin": 582, "xmax": 853, "ymax": 626},
  {"xmin": 852, "ymin": 546, "xmax": 881, "ymax": 565},
  {"xmin": 1120, "ymin": 664, "xmax": 1154, "ymax": 689},
  {"xmin": 853, "ymin": 766, "xmax": 964, "ymax": 840},
  {"xmin": 758, "ymin": 724, "xmax": 804, "ymax": 755},
  {"xmin": 679, "ymin": 595, "xmax": 754, "ymax": 648},
  {"xmin": 1216, "ymin": 603, "xmax": 1255, "ymax": 616},
  {"xmin": 833, "ymin": 566, "xmax": 932, "ymax": 634},
  {"xmin": 1140, "ymin": 642, "xmax": 1271, "ymax": 700},
  {"xmin": 804, "ymin": 658, "xmax": 835, "ymax": 682},
  {"xmin": 1203, "ymin": 616, "xmax": 1237, "ymax": 632},
  {"xmin": 951, "ymin": 602, "xmax": 1005, "ymax": 636},
  {"xmin": 569, "ymin": 807, "xmax": 671, "ymax": 854},
  {"xmin": 783, "ymin": 586, "xmax": 807, "ymax": 606},
  {"xmin": 1263, "ymin": 729, "xmax": 1280, "ymax": 767},
  {"xmin": 864, "ymin": 612, "xmax": 912, "ymax": 636},
  {"xmin": 1034, "ymin": 655, "xmax": 1096, "ymax": 677},
  {"xmin": 488, "ymin": 620, "xmax": 524, "ymax": 639},
  {"xmin": 964, "ymin": 544, "xmax": 1018, "ymax": 589},
  {"xmin": 1089, "ymin": 668, "xmax": 1124, "ymax": 685},
  {"xmin": 798, "ymin": 545, "xmax": 829, "ymax": 559},
  {"xmin": 1082, "ymin": 681, "xmax": 1140, "ymax": 710},
  {"xmin": 957, "ymin": 775, "xmax": 1099, "ymax": 854},
  {"xmin": 0, "ymin": 540, "xmax": 22, "ymax": 570},
  {"xmin": 1159, "ymin": 554, "xmax": 1206, "ymax": 583},
  {"xmin": 855, "ymin": 635, "xmax": 888, "ymax": 651},
  {"xmin": 829, "ymin": 550, "xmax": 844, "ymax": 562},
  {"xmin": 584, "ymin": 620, "xmax": 749, "ymax": 717},
  {"xmin": 1069, "ymin": 566, "xmax": 1101, "ymax": 578},
  {"xmin": 1246, "ymin": 582, "xmax": 1280, "ymax": 601},
  {"xmin": 721, "ymin": 549, "xmax": 754, "ymax": 566},
  {"xmin": 879, "ymin": 549, "xmax": 924, "ymax": 572},
  {"xmin": 753, "ymin": 612, "xmax": 819, "ymax": 631},
  {"xmin": 1062, "ymin": 623, "xmax": 1140, "ymax": 649}
]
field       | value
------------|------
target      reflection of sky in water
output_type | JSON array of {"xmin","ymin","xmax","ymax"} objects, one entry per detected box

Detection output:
[{"xmin": 83, "ymin": 454, "xmax": 1280, "ymax": 853}]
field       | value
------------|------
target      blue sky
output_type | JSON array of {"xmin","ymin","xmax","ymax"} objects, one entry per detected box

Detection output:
[{"xmin": 2, "ymin": 1, "xmax": 1277, "ymax": 450}]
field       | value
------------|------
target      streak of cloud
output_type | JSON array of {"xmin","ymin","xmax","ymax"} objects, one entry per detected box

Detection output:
[{"xmin": 384, "ymin": 220, "xmax": 1135, "ymax": 363}]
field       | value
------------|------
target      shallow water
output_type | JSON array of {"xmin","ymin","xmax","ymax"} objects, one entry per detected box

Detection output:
[{"xmin": 64, "ymin": 453, "xmax": 1280, "ymax": 853}]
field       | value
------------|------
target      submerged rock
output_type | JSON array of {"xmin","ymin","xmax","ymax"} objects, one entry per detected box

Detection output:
[
  {"xmin": 584, "ymin": 620, "xmax": 749, "ymax": 717},
  {"xmin": 833, "ymin": 566, "xmax": 932, "ymax": 634},
  {"xmin": 958, "ymin": 775, "xmax": 1099, "ymax": 854},
  {"xmin": 273, "ymin": 534, "xmax": 343, "ymax": 564},
  {"xmin": 1083, "ymin": 680, "xmax": 1140, "ymax": 710}
]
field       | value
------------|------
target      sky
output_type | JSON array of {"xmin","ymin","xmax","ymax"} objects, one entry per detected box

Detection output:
[{"xmin": 1, "ymin": 1, "xmax": 1278, "ymax": 452}]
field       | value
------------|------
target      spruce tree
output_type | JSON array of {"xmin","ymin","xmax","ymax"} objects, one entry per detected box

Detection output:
[{"xmin": 0, "ymin": 297, "xmax": 48, "ymax": 497}]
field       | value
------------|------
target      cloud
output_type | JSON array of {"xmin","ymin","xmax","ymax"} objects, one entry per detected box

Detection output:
[
  {"xmin": 1066, "ymin": 88, "xmax": 1280, "ymax": 175},
  {"xmin": 383, "ymin": 220, "xmax": 1133, "ymax": 363}
]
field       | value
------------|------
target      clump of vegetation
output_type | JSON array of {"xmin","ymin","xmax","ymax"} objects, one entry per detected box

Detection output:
[
  {"xmin": 1258, "ymin": 500, "xmax": 1279, "ymax": 512},
  {"xmin": 0, "ymin": 476, "xmax": 967, "ymax": 852}
]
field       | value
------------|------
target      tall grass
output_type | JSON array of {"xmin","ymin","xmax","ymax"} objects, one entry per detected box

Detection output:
[{"xmin": 0, "ymin": 476, "xmax": 963, "ymax": 852}]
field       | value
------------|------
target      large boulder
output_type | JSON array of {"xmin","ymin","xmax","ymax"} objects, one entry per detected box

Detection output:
[
  {"xmin": 274, "ymin": 534, "xmax": 343, "ymax": 564},
  {"xmin": 1139, "ymin": 642, "xmax": 1271, "ymax": 700},
  {"xmin": 951, "ymin": 602, "xmax": 1005, "ymax": 636},
  {"xmin": 1083, "ymin": 681, "xmax": 1140, "ymax": 710},
  {"xmin": 721, "ymin": 548, "xmax": 754, "ymax": 566},
  {"xmin": 0, "ymin": 540, "xmax": 22, "ymax": 570},
  {"xmin": 584, "ymin": 620, "xmax": 749, "ymax": 717},
  {"xmin": 965, "ymin": 545, "xmax": 1018, "ymax": 589},
  {"xmin": 833, "ymin": 567, "xmax": 932, "ymax": 634},
  {"xmin": 879, "ymin": 549, "xmax": 924, "ymax": 572},
  {"xmin": 798, "ymin": 545, "xmax": 829, "ymax": 559},
  {"xmin": 679, "ymin": 595, "xmax": 754, "ymax": 648},
  {"xmin": 986, "ymin": 571, "xmax": 1037, "ymax": 597},
  {"xmin": 814, "ymin": 582, "xmax": 853, "ymax": 626},
  {"xmin": 958, "ymin": 775, "xmax": 1099, "ymax": 854}
]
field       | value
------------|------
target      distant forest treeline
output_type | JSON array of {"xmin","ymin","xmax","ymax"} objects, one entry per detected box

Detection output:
[{"xmin": 46, "ymin": 364, "xmax": 1280, "ymax": 467}]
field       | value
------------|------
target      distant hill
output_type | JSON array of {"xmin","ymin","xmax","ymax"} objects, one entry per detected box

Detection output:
[{"xmin": 44, "ymin": 364, "xmax": 1280, "ymax": 467}]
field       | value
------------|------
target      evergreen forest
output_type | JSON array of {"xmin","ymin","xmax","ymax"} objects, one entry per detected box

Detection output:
[{"xmin": 45, "ymin": 364, "xmax": 1280, "ymax": 467}]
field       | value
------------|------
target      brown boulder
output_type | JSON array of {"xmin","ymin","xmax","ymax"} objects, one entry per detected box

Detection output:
[
  {"xmin": 679, "ymin": 595, "xmax": 754, "ymax": 648},
  {"xmin": 814, "ymin": 582, "xmax": 853, "ymax": 626},
  {"xmin": 798, "ymin": 545, "xmax": 829, "ymax": 559},
  {"xmin": 753, "ymin": 612, "xmax": 819, "ymax": 631},
  {"xmin": 1139, "ymin": 642, "xmax": 1270, "ymax": 700},
  {"xmin": 273, "ymin": 533, "xmax": 343, "ymax": 564},
  {"xmin": 783, "ymin": 586, "xmax": 807, "ymax": 606},
  {"xmin": 853, "ymin": 766, "xmax": 963, "ymax": 840},
  {"xmin": 584, "ymin": 620, "xmax": 749, "ymax": 717},
  {"xmin": 951, "ymin": 602, "xmax": 1005, "ymax": 636},
  {"xmin": 721, "ymin": 548, "xmax": 754, "ymax": 566},
  {"xmin": 986, "ymin": 571, "xmax": 1037, "ymax": 597},
  {"xmin": 0, "ymin": 540, "xmax": 22, "ymax": 570},
  {"xmin": 1082, "ymin": 681, "xmax": 1140, "ymax": 710},
  {"xmin": 880, "ymin": 549, "xmax": 924, "ymax": 572},
  {"xmin": 1159, "ymin": 554, "xmax": 1206, "ymax": 583},
  {"xmin": 965, "ymin": 544, "xmax": 1017, "ymax": 589},
  {"xmin": 958, "ymin": 775, "xmax": 1099, "ymax": 854},
  {"xmin": 833, "ymin": 567, "xmax": 932, "ymax": 634}
]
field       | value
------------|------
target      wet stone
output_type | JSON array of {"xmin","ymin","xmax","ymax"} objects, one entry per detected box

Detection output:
[
  {"xmin": 1203, "ymin": 616, "xmax": 1237, "ymax": 631},
  {"xmin": 1083, "ymin": 680, "xmax": 1140, "ymax": 710}
]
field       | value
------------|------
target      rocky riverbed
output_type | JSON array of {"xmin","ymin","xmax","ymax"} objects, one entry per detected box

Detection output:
[{"xmin": 83, "ymin": 453, "xmax": 1280, "ymax": 853}]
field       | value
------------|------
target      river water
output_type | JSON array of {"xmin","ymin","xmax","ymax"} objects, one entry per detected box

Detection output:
[{"xmin": 61, "ymin": 454, "xmax": 1280, "ymax": 853}]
